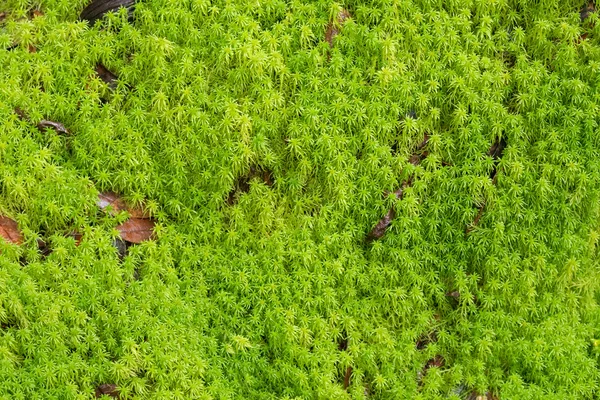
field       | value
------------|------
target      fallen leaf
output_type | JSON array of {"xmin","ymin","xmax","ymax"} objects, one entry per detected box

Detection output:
[
  {"xmin": 417, "ymin": 355, "xmax": 445, "ymax": 386},
  {"xmin": 95, "ymin": 383, "xmax": 120, "ymax": 399},
  {"xmin": 37, "ymin": 239, "xmax": 52, "ymax": 258},
  {"xmin": 31, "ymin": 9, "xmax": 44, "ymax": 18},
  {"xmin": 0, "ymin": 217, "xmax": 23, "ymax": 244},
  {"xmin": 467, "ymin": 391, "xmax": 499, "ymax": 400},
  {"xmin": 97, "ymin": 192, "xmax": 147, "ymax": 218},
  {"xmin": 416, "ymin": 331, "xmax": 438, "ymax": 350},
  {"xmin": 14, "ymin": 107, "xmax": 28, "ymax": 121},
  {"xmin": 97, "ymin": 192, "xmax": 127, "ymax": 215},
  {"xmin": 0, "ymin": 12, "xmax": 6, "ymax": 22},
  {"xmin": 112, "ymin": 238, "xmax": 129, "ymax": 259},
  {"xmin": 117, "ymin": 218, "xmax": 155, "ymax": 243},
  {"xmin": 67, "ymin": 231, "xmax": 83, "ymax": 246},
  {"xmin": 80, "ymin": 0, "xmax": 136, "ymax": 26},
  {"xmin": 28, "ymin": 44, "xmax": 36, "ymax": 53},
  {"xmin": 368, "ymin": 208, "xmax": 396, "ymax": 240},
  {"xmin": 488, "ymin": 137, "xmax": 507, "ymax": 161},
  {"xmin": 581, "ymin": 1, "xmax": 596, "ymax": 22},
  {"xmin": 37, "ymin": 120, "xmax": 69, "ymax": 135},
  {"xmin": 96, "ymin": 63, "xmax": 118, "ymax": 90},
  {"xmin": 227, "ymin": 165, "xmax": 274, "ymax": 205}
]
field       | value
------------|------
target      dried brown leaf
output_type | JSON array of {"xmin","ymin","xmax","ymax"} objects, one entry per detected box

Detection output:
[
  {"xmin": 227, "ymin": 165, "xmax": 274, "ymax": 205},
  {"xmin": 488, "ymin": 137, "xmax": 507, "ymax": 160},
  {"xmin": 80, "ymin": 0, "xmax": 136, "ymax": 26},
  {"xmin": 0, "ymin": 217, "xmax": 23, "ymax": 244},
  {"xmin": 37, "ymin": 120, "xmax": 69, "ymax": 135},
  {"xmin": 96, "ymin": 64, "xmax": 118, "ymax": 90},
  {"xmin": 325, "ymin": 9, "xmax": 351, "ymax": 47},
  {"xmin": 95, "ymin": 383, "xmax": 120, "ymax": 399},
  {"xmin": 97, "ymin": 192, "xmax": 147, "ymax": 218},
  {"xmin": 368, "ymin": 208, "xmax": 396, "ymax": 240},
  {"xmin": 117, "ymin": 218, "xmax": 155, "ymax": 244},
  {"xmin": 581, "ymin": 1, "xmax": 596, "ymax": 22},
  {"xmin": 97, "ymin": 192, "xmax": 127, "ymax": 215},
  {"xmin": 14, "ymin": 107, "xmax": 28, "ymax": 121},
  {"xmin": 467, "ymin": 391, "xmax": 499, "ymax": 400},
  {"xmin": 416, "ymin": 331, "xmax": 438, "ymax": 350},
  {"xmin": 343, "ymin": 366, "xmax": 352, "ymax": 390},
  {"xmin": 67, "ymin": 231, "xmax": 83, "ymax": 246}
]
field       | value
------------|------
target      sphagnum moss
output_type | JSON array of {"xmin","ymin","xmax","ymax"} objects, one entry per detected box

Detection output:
[{"xmin": 1, "ymin": 0, "xmax": 600, "ymax": 399}]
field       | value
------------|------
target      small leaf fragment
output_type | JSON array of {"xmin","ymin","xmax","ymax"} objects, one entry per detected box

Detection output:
[
  {"xmin": 0, "ymin": 217, "xmax": 23, "ymax": 244},
  {"xmin": 117, "ymin": 218, "xmax": 155, "ymax": 243},
  {"xmin": 325, "ymin": 9, "xmax": 351, "ymax": 48}
]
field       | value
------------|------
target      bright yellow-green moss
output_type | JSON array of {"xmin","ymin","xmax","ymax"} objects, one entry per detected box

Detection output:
[{"xmin": 1, "ymin": 0, "xmax": 600, "ymax": 398}]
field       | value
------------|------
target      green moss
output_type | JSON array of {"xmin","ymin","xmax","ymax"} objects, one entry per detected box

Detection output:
[{"xmin": 1, "ymin": 0, "xmax": 600, "ymax": 398}]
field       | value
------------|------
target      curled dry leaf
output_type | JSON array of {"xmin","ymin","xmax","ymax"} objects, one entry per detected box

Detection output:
[
  {"xmin": 96, "ymin": 63, "xmax": 118, "ymax": 90},
  {"xmin": 325, "ymin": 9, "xmax": 351, "ymax": 48},
  {"xmin": 80, "ymin": 0, "xmax": 136, "ymax": 26},
  {"xmin": 0, "ymin": 217, "xmax": 23, "ymax": 245},
  {"xmin": 95, "ymin": 383, "xmax": 120, "ymax": 399},
  {"xmin": 37, "ymin": 120, "xmax": 69, "ymax": 135},
  {"xmin": 117, "ymin": 218, "xmax": 155, "ymax": 244}
]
